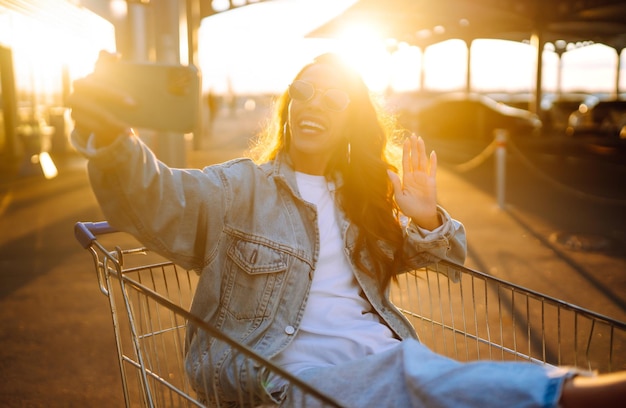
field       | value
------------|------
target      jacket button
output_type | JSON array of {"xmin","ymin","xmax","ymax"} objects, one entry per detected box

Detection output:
[{"xmin": 284, "ymin": 325, "xmax": 295, "ymax": 335}]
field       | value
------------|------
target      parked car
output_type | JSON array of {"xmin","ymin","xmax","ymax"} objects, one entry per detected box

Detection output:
[
  {"xmin": 489, "ymin": 92, "xmax": 600, "ymax": 135},
  {"xmin": 540, "ymin": 94, "xmax": 600, "ymax": 135},
  {"xmin": 411, "ymin": 92, "xmax": 542, "ymax": 141},
  {"xmin": 567, "ymin": 99, "xmax": 626, "ymax": 139}
]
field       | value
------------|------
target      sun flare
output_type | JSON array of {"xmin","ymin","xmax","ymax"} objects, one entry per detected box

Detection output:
[{"xmin": 332, "ymin": 23, "xmax": 395, "ymax": 92}]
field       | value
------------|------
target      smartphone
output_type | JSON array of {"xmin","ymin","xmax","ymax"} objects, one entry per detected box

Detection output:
[{"xmin": 91, "ymin": 60, "xmax": 201, "ymax": 133}]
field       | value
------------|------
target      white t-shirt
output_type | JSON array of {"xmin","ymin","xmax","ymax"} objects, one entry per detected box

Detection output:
[{"xmin": 272, "ymin": 172, "xmax": 400, "ymax": 376}]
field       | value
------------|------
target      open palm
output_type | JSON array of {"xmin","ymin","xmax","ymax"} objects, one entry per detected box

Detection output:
[{"xmin": 388, "ymin": 135, "xmax": 441, "ymax": 231}]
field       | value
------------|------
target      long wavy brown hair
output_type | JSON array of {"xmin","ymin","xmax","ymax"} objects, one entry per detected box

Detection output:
[{"xmin": 247, "ymin": 53, "xmax": 406, "ymax": 291}]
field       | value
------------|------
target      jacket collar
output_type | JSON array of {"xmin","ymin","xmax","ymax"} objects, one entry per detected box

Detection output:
[{"xmin": 265, "ymin": 151, "xmax": 345, "ymax": 192}]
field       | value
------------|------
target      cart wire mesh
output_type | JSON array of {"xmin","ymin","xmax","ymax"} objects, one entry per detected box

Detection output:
[
  {"xmin": 389, "ymin": 261, "xmax": 626, "ymax": 374},
  {"xmin": 75, "ymin": 222, "xmax": 626, "ymax": 407},
  {"xmin": 75, "ymin": 222, "xmax": 342, "ymax": 407}
]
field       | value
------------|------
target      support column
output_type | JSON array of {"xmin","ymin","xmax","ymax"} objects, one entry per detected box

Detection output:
[
  {"xmin": 186, "ymin": 0, "xmax": 203, "ymax": 151},
  {"xmin": 419, "ymin": 47, "xmax": 426, "ymax": 91},
  {"xmin": 150, "ymin": 0, "xmax": 187, "ymax": 167},
  {"xmin": 0, "ymin": 46, "xmax": 19, "ymax": 160},
  {"xmin": 465, "ymin": 39, "xmax": 472, "ymax": 94},
  {"xmin": 186, "ymin": 0, "xmax": 200, "ymax": 66},
  {"xmin": 530, "ymin": 29, "xmax": 544, "ymax": 115},
  {"xmin": 615, "ymin": 48, "xmax": 623, "ymax": 98},
  {"xmin": 494, "ymin": 129, "xmax": 508, "ymax": 210},
  {"xmin": 128, "ymin": 1, "xmax": 151, "ymax": 62}
]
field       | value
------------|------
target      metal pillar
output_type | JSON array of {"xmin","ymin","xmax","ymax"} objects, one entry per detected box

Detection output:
[
  {"xmin": 152, "ymin": 0, "xmax": 187, "ymax": 168},
  {"xmin": 186, "ymin": 0, "xmax": 204, "ymax": 151},
  {"xmin": 128, "ymin": 1, "xmax": 151, "ymax": 62},
  {"xmin": 0, "ymin": 46, "xmax": 19, "ymax": 161},
  {"xmin": 419, "ymin": 48, "xmax": 426, "ymax": 91},
  {"xmin": 530, "ymin": 29, "xmax": 544, "ymax": 115},
  {"xmin": 615, "ymin": 48, "xmax": 623, "ymax": 98},
  {"xmin": 123, "ymin": 0, "xmax": 188, "ymax": 167},
  {"xmin": 465, "ymin": 39, "xmax": 472, "ymax": 94},
  {"xmin": 186, "ymin": 0, "xmax": 200, "ymax": 66},
  {"xmin": 494, "ymin": 129, "xmax": 507, "ymax": 210}
]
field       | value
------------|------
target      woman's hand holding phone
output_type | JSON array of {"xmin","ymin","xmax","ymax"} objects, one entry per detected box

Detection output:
[
  {"xmin": 69, "ymin": 52, "xmax": 135, "ymax": 147},
  {"xmin": 69, "ymin": 51, "xmax": 201, "ymax": 147}
]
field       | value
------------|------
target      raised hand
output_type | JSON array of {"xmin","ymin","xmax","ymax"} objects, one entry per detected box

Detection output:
[{"xmin": 388, "ymin": 135, "xmax": 441, "ymax": 231}]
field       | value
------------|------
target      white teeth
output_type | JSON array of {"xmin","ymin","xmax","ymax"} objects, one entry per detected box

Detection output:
[{"xmin": 299, "ymin": 120, "xmax": 326, "ymax": 131}]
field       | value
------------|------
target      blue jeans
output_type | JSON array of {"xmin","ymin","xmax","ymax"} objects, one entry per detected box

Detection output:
[{"xmin": 280, "ymin": 339, "xmax": 574, "ymax": 407}]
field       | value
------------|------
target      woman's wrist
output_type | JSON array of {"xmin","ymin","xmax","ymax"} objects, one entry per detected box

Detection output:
[
  {"xmin": 411, "ymin": 212, "xmax": 442, "ymax": 231},
  {"xmin": 92, "ymin": 127, "xmax": 133, "ymax": 149}
]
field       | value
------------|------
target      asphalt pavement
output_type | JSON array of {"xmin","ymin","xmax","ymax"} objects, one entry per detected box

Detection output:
[{"xmin": 1, "ymin": 104, "xmax": 625, "ymax": 407}]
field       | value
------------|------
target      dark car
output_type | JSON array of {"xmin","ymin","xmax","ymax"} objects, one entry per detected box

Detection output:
[
  {"xmin": 488, "ymin": 92, "xmax": 600, "ymax": 135},
  {"xmin": 539, "ymin": 94, "xmax": 599, "ymax": 135},
  {"xmin": 412, "ymin": 92, "xmax": 542, "ymax": 141},
  {"xmin": 567, "ymin": 99, "xmax": 626, "ymax": 139}
]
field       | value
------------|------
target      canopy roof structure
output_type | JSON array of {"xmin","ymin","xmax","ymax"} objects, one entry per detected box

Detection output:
[
  {"xmin": 308, "ymin": 0, "xmax": 626, "ymax": 111},
  {"xmin": 308, "ymin": 0, "xmax": 626, "ymax": 51}
]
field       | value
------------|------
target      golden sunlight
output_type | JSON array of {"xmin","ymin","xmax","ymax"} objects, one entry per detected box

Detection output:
[
  {"xmin": 333, "ymin": 23, "xmax": 394, "ymax": 92},
  {"xmin": 389, "ymin": 43, "xmax": 422, "ymax": 91},
  {"xmin": 423, "ymin": 39, "xmax": 468, "ymax": 91},
  {"xmin": 470, "ymin": 40, "xmax": 535, "ymax": 92},
  {"xmin": 7, "ymin": 10, "xmax": 115, "ymax": 99},
  {"xmin": 195, "ymin": 1, "xmax": 623, "ymax": 95}
]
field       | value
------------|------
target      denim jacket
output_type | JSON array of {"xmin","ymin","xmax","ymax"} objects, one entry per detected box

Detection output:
[{"xmin": 75, "ymin": 132, "xmax": 467, "ymax": 402}]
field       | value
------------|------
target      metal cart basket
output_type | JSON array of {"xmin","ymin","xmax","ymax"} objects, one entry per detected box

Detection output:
[{"xmin": 75, "ymin": 221, "xmax": 626, "ymax": 407}]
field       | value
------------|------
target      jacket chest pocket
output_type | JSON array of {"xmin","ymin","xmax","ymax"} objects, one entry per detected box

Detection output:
[{"xmin": 222, "ymin": 238, "xmax": 288, "ymax": 321}]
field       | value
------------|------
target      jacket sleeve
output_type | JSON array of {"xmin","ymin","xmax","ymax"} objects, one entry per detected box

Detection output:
[
  {"xmin": 72, "ymin": 130, "xmax": 226, "ymax": 271},
  {"xmin": 400, "ymin": 205, "xmax": 467, "ymax": 280}
]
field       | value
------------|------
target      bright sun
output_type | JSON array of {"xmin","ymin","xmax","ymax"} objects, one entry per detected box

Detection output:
[
  {"xmin": 333, "ymin": 23, "xmax": 392, "ymax": 91},
  {"xmin": 331, "ymin": 23, "xmax": 466, "ymax": 93}
]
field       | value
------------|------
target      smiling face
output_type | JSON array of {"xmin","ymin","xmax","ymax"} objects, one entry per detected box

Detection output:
[{"xmin": 287, "ymin": 63, "xmax": 350, "ymax": 175}]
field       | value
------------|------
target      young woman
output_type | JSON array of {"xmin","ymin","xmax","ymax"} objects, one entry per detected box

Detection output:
[{"xmin": 70, "ymin": 53, "xmax": 625, "ymax": 407}]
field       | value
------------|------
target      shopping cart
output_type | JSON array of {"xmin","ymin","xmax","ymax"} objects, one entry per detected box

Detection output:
[
  {"xmin": 75, "ymin": 221, "xmax": 626, "ymax": 407},
  {"xmin": 390, "ymin": 263, "xmax": 626, "ymax": 373},
  {"xmin": 74, "ymin": 221, "xmax": 342, "ymax": 407}
]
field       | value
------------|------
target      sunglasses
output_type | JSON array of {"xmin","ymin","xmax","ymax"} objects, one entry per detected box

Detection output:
[{"xmin": 288, "ymin": 80, "xmax": 351, "ymax": 112}]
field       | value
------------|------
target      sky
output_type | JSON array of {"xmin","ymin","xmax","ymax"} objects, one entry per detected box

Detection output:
[
  {"xmin": 197, "ymin": 0, "xmax": 626, "ymax": 96},
  {"xmin": 197, "ymin": 0, "xmax": 357, "ymax": 94}
]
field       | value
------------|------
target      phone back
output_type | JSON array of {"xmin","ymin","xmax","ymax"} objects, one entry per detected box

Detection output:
[{"xmin": 92, "ymin": 60, "xmax": 201, "ymax": 133}]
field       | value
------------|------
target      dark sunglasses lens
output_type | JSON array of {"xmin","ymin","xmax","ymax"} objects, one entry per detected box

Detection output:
[
  {"xmin": 324, "ymin": 89, "xmax": 350, "ymax": 111},
  {"xmin": 289, "ymin": 81, "xmax": 314, "ymax": 102}
]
